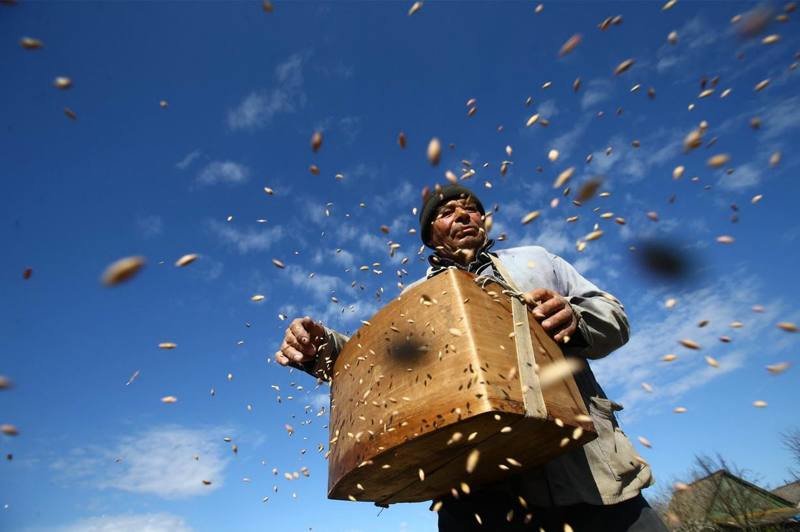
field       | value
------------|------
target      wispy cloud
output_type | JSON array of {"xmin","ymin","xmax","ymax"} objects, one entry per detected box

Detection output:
[
  {"xmin": 175, "ymin": 150, "xmax": 201, "ymax": 170},
  {"xmin": 536, "ymin": 98, "xmax": 559, "ymax": 118},
  {"xmin": 757, "ymin": 95, "xmax": 800, "ymax": 144},
  {"xmin": 135, "ymin": 214, "xmax": 163, "ymax": 239},
  {"xmin": 717, "ymin": 162, "xmax": 762, "ymax": 191},
  {"xmin": 580, "ymin": 78, "xmax": 614, "ymax": 110},
  {"xmin": 227, "ymin": 53, "xmax": 306, "ymax": 131},
  {"xmin": 592, "ymin": 272, "xmax": 783, "ymax": 422},
  {"xmin": 208, "ymin": 220, "xmax": 284, "ymax": 253},
  {"xmin": 550, "ymin": 115, "xmax": 592, "ymax": 162},
  {"xmin": 655, "ymin": 16, "xmax": 719, "ymax": 75},
  {"xmin": 282, "ymin": 264, "xmax": 380, "ymax": 330},
  {"xmin": 196, "ymin": 161, "xmax": 250, "ymax": 187},
  {"xmin": 52, "ymin": 513, "xmax": 192, "ymax": 532},
  {"xmin": 51, "ymin": 425, "xmax": 230, "ymax": 499}
]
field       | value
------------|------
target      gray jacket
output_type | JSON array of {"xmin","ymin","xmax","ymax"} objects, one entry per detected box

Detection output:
[{"xmin": 304, "ymin": 245, "xmax": 653, "ymax": 506}]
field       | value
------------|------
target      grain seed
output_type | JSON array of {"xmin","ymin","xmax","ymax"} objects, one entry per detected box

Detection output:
[
  {"xmin": 613, "ymin": 58, "xmax": 635, "ymax": 75},
  {"xmin": 175, "ymin": 254, "xmax": 198, "ymax": 267},
  {"xmin": 553, "ymin": 166, "xmax": 575, "ymax": 188},
  {"xmin": 521, "ymin": 211, "xmax": 541, "ymax": 225},
  {"xmin": 20, "ymin": 37, "xmax": 43, "ymax": 50},
  {"xmin": 427, "ymin": 138, "xmax": 442, "ymax": 166},
  {"xmin": 558, "ymin": 34, "xmax": 582, "ymax": 57},
  {"xmin": 466, "ymin": 448, "xmax": 480, "ymax": 473},
  {"xmin": 102, "ymin": 256, "xmax": 145, "ymax": 286},
  {"xmin": 707, "ymin": 154, "xmax": 730, "ymax": 168},
  {"xmin": 679, "ymin": 339, "xmax": 701, "ymax": 350},
  {"xmin": 53, "ymin": 77, "xmax": 72, "ymax": 89},
  {"xmin": 766, "ymin": 362, "xmax": 789, "ymax": 375},
  {"xmin": 311, "ymin": 131, "xmax": 323, "ymax": 152}
]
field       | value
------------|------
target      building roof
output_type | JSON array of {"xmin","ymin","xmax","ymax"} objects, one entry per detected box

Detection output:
[
  {"xmin": 669, "ymin": 469, "xmax": 799, "ymax": 528},
  {"xmin": 772, "ymin": 480, "xmax": 800, "ymax": 505}
]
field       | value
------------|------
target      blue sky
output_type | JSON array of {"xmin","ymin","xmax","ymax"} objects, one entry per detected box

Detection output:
[{"xmin": 2, "ymin": 1, "xmax": 799, "ymax": 530}]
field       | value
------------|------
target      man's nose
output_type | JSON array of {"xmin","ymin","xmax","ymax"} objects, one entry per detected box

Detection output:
[{"xmin": 454, "ymin": 207, "xmax": 470, "ymax": 222}]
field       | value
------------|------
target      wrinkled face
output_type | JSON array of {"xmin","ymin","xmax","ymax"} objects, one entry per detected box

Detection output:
[{"xmin": 429, "ymin": 198, "xmax": 487, "ymax": 263}]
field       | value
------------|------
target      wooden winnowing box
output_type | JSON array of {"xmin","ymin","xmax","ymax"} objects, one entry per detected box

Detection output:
[{"xmin": 327, "ymin": 268, "xmax": 596, "ymax": 504}]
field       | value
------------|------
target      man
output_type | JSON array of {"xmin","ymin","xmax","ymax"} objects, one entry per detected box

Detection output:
[{"xmin": 276, "ymin": 184, "xmax": 667, "ymax": 531}]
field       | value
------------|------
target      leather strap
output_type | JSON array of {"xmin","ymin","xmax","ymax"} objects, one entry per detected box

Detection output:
[{"xmin": 489, "ymin": 256, "xmax": 547, "ymax": 418}]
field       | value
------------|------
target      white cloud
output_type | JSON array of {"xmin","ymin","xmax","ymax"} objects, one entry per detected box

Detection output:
[
  {"xmin": 536, "ymin": 98, "xmax": 559, "ymax": 118},
  {"xmin": 338, "ymin": 115, "xmax": 362, "ymax": 144},
  {"xmin": 55, "ymin": 513, "xmax": 192, "ymax": 532},
  {"xmin": 758, "ymin": 95, "xmax": 800, "ymax": 143},
  {"xmin": 281, "ymin": 264, "xmax": 382, "ymax": 331},
  {"xmin": 374, "ymin": 180, "xmax": 416, "ymax": 211},
  {"xmin": 655, "ymin": 16, "xmax": 718, "ymax": 75},
  {"xmin": 310, "ymin": 392, "xmax": 329, "ymax": 411},
  {"xmin": 189, "ymin": 255, "xmax": 225, "ymax": 282},
  {"xmin": 549, "ymin": 116, "xmax": 592, "ymax": 162},
  {"xmin": 208, "ymin": 220, "xmax": 284, "ymax": 253},
  {"xmin": 580, "ymin": 79, "xmax": 614, "ymax": 110},
  {"xmin": 591, "ymin": 272, "xmax": 783, "ymax": 422},
  {"xmin": 51, "ymin": 425, "xmax": 230, "ymax": 499},
  {"xmin": 285, "ymin": 264, "xmax": 345, "ymax": 303},
  {"xmin": 717, "ymin": 162, "xmax": 762, "ymax": 191},
  {"xmin": 588, "ymin": 128, "xmax": 681, "ymax": 183},
  {"xmin": 136, "ymin": 214, "xmax": 163, "ymax": 239},
  {"xmin": 196, "ymin": 161, "xmax": 250, "ymax": 186},
  {"xmin": 227, "ymin": 53, "xmax": 306, "ymax": 131},
  {"xmin": 175, "ymin": 150, "xmax": 201, "ymax": 170}
]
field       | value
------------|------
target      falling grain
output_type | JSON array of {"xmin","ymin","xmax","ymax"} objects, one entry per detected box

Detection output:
[
  {"xmin": 427, "ymin": 138, "xmax": 442, "ymax": 166},
  {"xmin": 175, "ymin": 254, "xmax": 198, "ymax": 267},
  {"xmin": 101, "ymin": 256, "xmax": 145, "ymax": 286}
]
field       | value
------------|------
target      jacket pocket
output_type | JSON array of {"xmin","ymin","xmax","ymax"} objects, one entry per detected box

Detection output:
[{"xmin": 587, "ymin": 396, "xmax": 641, "ymax": 481}]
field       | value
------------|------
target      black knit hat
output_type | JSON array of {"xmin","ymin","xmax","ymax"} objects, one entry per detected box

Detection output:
[{"xmin": 419, "ymin": 184, "xmax": 485, "ymax": 247}]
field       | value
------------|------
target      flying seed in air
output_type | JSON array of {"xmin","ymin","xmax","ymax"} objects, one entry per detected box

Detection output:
[
  {"xmin": 175, "ymin": 254, "xmax": 198, "ymax": 267},
  {"xmin": 427, "ymin": 138, "xmax": 442, "ymax": 166},
  {"xmin": 102, "ymin": 256, "xmax": 145, "ymax": 286},
  {"xmin": 613, "ymin": 59, "xmax": 635, "ymax": 75}
]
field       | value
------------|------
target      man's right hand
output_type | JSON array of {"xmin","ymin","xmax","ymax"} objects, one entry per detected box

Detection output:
[{"xmin": 275, "ymin": 316, "xmax": 327, "ymax": 367}]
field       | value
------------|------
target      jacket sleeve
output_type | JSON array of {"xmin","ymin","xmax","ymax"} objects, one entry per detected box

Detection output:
[
  {"xmin": 290, "ymin": 325, "xmax": 350, "ymax": 381},
  {"xmin": 550, "ymin": 253, "xmax": 630, "ymax": 360}
]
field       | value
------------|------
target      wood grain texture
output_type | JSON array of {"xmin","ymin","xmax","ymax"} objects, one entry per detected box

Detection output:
[{"xmin": 327, "ymin": 268, "xmax": 596, "ymax": 504}]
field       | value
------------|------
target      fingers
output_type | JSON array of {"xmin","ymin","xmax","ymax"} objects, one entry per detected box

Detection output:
[
  {"xmin": 553, "ymin": 318, "xmax": 578, "ymax": 343},
  {"xmin": 299, "ymin": 316, "xmax": 325, "ymax": 340},
  {"xmin": 290, "ymin": 319, "xmax": 312, "ymax": 346},
  {"xmin": 542, "ymin": 307, "xmax": 574, "ymax": 332},
  {"xmin": 522, "ymin": 288, "xmax": 554, "ymax": 306},
  {"xmin": 275, "ymin": 351, "xmax": 290, "ymax": 366},
  {"xmin": 280, "ymin": 339, "xmax": 307, "ymax": 364},
  {"xmin": 286, "ymin": 332, "xmax": 314, "ymax": 357},
  {"xmin": 531, "ymin": 295, "xmax": 565, "ymax": 319},
  {"xmin": 278, "ymin": 317, "xmax": 326, "ymax": 369}
]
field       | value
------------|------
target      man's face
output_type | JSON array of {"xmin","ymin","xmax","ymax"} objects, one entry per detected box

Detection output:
[{"xmin": 429, "ymin": 197, "xmax": 486, "ymax": 262}]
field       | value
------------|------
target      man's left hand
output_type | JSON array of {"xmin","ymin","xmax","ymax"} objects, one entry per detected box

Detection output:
[{"xmin": 522, "ymin": 288, "xmax": 579, "ymax": 343}]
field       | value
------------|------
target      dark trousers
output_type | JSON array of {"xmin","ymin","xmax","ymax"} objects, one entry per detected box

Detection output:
[{"xmin": 438, "ymin": 492, "xmax": 668, "ymax": 532}]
